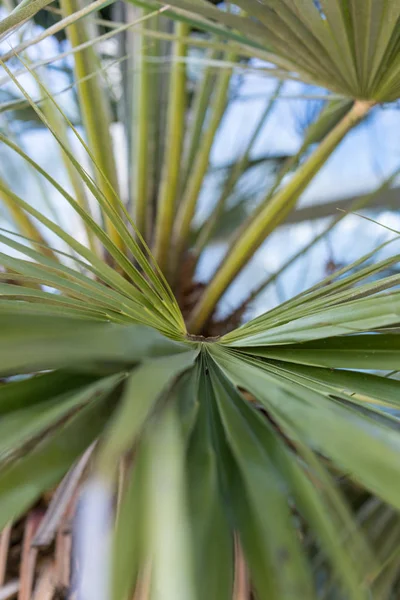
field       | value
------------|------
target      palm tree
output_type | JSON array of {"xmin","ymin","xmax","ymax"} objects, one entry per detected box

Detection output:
[{"xmin": 0, "ymin": 0, "xmax": 400, "ymax": 598}]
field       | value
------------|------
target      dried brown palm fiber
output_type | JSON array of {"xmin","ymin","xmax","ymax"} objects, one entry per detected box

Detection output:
[
  {"xmin": 132, "ymin": 564, "xmax": 151, "ymax": 600},
  {"xmin": 18, "ymin": 510, "xmax": 44, "ymax": 600},
  {"xmin": 0, "ymin": 497, "xmax": 79, "ymax": 599},
  {"xmin": 175, "ymin": 253, "xmax": 205, "ymax": 318},
  {"xmin": 31, "ymin": 561, "xmax": 55, "ymax": 600},
  {"xmin": 32, "ymin": 447, "xmax": 94, "ymax": 550},
  {"xmin": 54, "ymin": 587, "xmax": 71, "ymax": 600},
  {"xmin": 0, "ymin": 526, "xmax": 12, "ymax": 586},
  {"xmin": 172, "ymin": 250, "xmax": 245, "ymax": 336},
  {"xmin": 54, "ymin": 527, "xmax": 72, "ymax": 595},
  {"xmin": 233, "ymin": 538, "xmax": 250, "ymax": 600},
  {"xmin": 206, "ymin": 302, "xmax": 247, "ymax": 337},
  {"xmin": 0, "ymin": 445, "xmax": 95, "ymax": 599},
  {"xmin": 6, "ymin": 519, "xmax": 25, "ymax": 583}
]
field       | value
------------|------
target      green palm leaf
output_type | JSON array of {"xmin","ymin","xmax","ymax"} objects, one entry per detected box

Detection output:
[
  {"xmin": 162, "ymin": 0, "xmax": 400, "ymax": 102},
  {"xmin": 0, "ymin": 377, "xmax": 119, "ymax": 530}
]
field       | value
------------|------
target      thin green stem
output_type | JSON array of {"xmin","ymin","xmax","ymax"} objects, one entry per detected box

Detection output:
[
  {"xmin": 145, "ymin": 16, "xmax": 171, "ymax": 243},
  {"xmin": 0, "ymin": 178, "xmax": 56, "ymax": 261},
  {"xmin": 247, "ymin": 100, "xmax": 354, "ymax": 225},
  {"xmin": 145, "ymin": 14, "xmax": 162, "ymax": 242},
  {"xmin": 188, "ymin": 100, "xmax": 375, "ymax": 333},
  {"xmin": 170, "ymin": 51, "xmax": 236, "ymax": 282},
  {"xmin": 131, "ymin": 6, "xmax": 152, "ymax": 240},
  {"xmin": 153, "ymin": 21, "xmax": 189, "ymax": 272},
  {"xmin": 60, "ymin": 0, "xmax": 124, "ymax": 251},
  {"xmin": 193, "ymin": 81, "xmax": 283, "ymax": 258},
  {"xmin": 180, "ymin": 46, "xmax": 219, "ymax": 192},
  {"xmin": 234, "ymin": 160, "xmax": 400, "ymax": 314}
]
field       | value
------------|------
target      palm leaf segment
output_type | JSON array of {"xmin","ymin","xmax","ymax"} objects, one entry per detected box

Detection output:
[
  {"xmin": 162, "ymin": 0, "xmax": 400, "ymax": 102},
  {"xmin": 1, "ymin": 257, "xmax": 400, "ymax": 598}
]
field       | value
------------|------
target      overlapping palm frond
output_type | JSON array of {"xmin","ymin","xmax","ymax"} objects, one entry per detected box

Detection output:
[
  {"xmin": 2, "ymin": 267, "xmax": 400, "ymax": 598},
  {"xmin": 0, "ymin": 0, "xmax": 400, "ymax": 598},
  {"xmin": 160, "ymin": 0, "xmax": 400, "ymax": 102}
]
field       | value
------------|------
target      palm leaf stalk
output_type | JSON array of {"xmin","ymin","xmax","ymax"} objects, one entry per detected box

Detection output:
[
  {"xmin": 179, "ymin": 45, "xmax": 219, "ymax": 191},
  {"xmin": 130, "ymin": 5, "xmax": 155, "ymax": 242},
  {"xmin": 0, "ymin": 1, "xmax": 400, "ymax": 598},
  {"xmin": 153, "ymin": 19, "xmax": 189, "ymax": 270},
  {"xmin": 232, "ymin": 160, "xmax": 400, "ymax": 320},
  {"xmin": 192, "ymin": 80, "xmax": 284, "ymax": 262},
  {"xmin": 60, "ymin": 0, "xmax": 124, "ymax": 252},
  {"xmin": 187, "ymin": 98, "xmax": 374, "ymax": 332},
  {"xmin": 170, "ymin": 49, "xmax": 237, "ymax": 284},
  {"xmin": 38, "ymin": 76, "xmax": 99, "ymax": 255}
]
